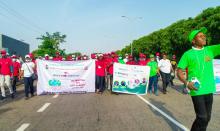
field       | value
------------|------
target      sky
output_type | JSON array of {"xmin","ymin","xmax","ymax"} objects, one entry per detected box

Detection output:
[{"xmin": 0, "ymin": 0, "xmax": 219, "ymax": 55}]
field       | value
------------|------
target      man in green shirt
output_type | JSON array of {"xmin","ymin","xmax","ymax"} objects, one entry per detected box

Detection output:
[
  {"xmin": 118, "ymin": 54, "xmax": 125, "ymax": 64},
  {"xmin": 177, "ymin": 27, "xmax": 220, "ymax": 131},
  {"xmin": 147, "ymin": 54, "xmax": 159, "ymax": 96}
]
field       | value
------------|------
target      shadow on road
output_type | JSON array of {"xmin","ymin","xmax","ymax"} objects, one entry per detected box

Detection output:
[
  {"xmin": 0, "ymin": 82, "xmax": 37, "ymax": 107},
  {"xmin": 148, "ymin": 98, "xmax": 185, "ymax": 131}
]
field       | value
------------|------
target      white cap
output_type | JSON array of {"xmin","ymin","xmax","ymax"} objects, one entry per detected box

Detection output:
[
  {"xmin": 45, "ymin": 54, "xmax": 49, "ymax": 57},
  {"xmin": 25, "ymin": 55, "xmax": 30, "ymax": 58},
  {"xmin": 98, "ymin": 53, "xmax": 103, "ymax": 57}
]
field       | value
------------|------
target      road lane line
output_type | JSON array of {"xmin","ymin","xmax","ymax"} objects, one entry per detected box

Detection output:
[
  {"xmin": 16, "ymin": 123, "xmax": 30, "ymax": 131},
  {"xmin": 136, "ymin": 95, "xmax": 189, "ymax": 131},
  {"xmin": 53, "ymin": 94, "xmax": 59, "ymax": 98},
  {"xmin": 37, "ymin": 103, "xmax": 51, "ymax": 113}
]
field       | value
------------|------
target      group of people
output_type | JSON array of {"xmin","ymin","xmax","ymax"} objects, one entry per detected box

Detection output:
[
  {"xmin": 0, "ymin": 49, "xmax": 177, "ymax": 100},
  {"xmin": 94, "ymin": 51, "xmax": 177, "ymax": 95},
  {"xmin": 0, "ymin": 52, "xmax": 36, "ymax": 100},
  {"xmin": 0, "ymin": 27, "xmax": 219, "ymax": 131}
]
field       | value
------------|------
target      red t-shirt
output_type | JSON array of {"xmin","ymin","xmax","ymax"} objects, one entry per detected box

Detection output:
[
  {"xmin": 108, "ymin": 58, "xmax": 118, "ymax": 75},
  {"xmin": 146, "ymin": 59, "xmax": 151, "ymax": 65},
  {"xmin": 96, "ymin": 60, "xmax": 105, "ymax": 76},
  {"xmin": 53, "ymin": 57, "xmax": 62, "ymax": 61},
  {"xmin": 0, "ymin": 58, "xmax": 13, "ymax": 75},
  {"xmin": 138, "ymin": 60, "xmax": 147, "ymax": 66},
  {"xmin": 12, "ymin": 61, "xmax": 21, "ymax": 76},
  {"xmin": 126, "ymin": 61, "xmax": 136, "ymax": 65}
]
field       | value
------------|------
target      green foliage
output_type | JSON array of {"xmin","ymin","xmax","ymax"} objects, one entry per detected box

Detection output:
[
  {"xmin": 119, "ymin": 6, "xmax": 220, "ymax": 60},
  {"xmin": 33, "ymin": 32, "xmax": 66, "ymax": 57}
]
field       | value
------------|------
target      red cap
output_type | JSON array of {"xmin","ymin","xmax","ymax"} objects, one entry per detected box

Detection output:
[
  {"xmin": 77, "ymin": 56, "xmax": 81, "ymax": 60},
  {"xmin": 28, "ymin": 53, "xmax": 34, "ymax": 59},
  {"xmin": 172, "ymin": 55, "xmax": 176, "ymax": 59},
  {"xmin": 91, "ymin": 54, "xmax": 96, "ymax": 59},
  {"xmin": 111, "ymin": 51, "xmax": 116, "ymax": 55},
  {"xmin": 1, "ymin": 50, "xmax": 6, "ymax": 54},
  {"xmin": 56, "ymin": 52, "xmax": 60, "ymax": 55},
  {"xmin": 139, "ymin": 53, "xmax": 146, "ymax": 58},
  {"xmin": 156, "ymin": 52, "xmax": 160, "ymax": 56}
]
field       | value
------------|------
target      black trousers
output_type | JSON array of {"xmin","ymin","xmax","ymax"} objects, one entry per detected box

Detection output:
[
  {"xmin": 12, "ymin": 76, "xmax": 18, "ymax": 92},
  {"xmin": 160, "ymin": 71, "xmax": 170, "ymax": 92},
  {"xmin": 95, "ymin": 75, "xmax": 105, "ymax": 92},
  {"xmin": 191, "ymin": 93, "xmax": 213, "ymax": 131},
  {"xmin": 24, "ymin": 77, "xmax": 34, "ymax": 97}
]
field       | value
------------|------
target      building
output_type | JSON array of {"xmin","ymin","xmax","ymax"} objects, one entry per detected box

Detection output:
[{"xmin": 0, "ymin": 34, "xmax": 29, "ymax": 58}]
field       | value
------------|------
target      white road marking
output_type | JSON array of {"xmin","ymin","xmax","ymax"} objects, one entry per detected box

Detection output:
[
  {"xmin": 37, "ymin": 103, "xmax": 51, "ymax": 113},
  {"xmin": 136, "ymin": 95, "xmax": 190, "ymax": 131},
  {"xmin": 53, "ymin": 94, "xmax": 59, "ymax": 98},
  {"xmin": 16, "ymin": 123, "xmax": 30, "ymax": 131}
]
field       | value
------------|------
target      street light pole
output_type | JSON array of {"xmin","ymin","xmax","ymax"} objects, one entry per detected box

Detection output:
[{"xmin": 121, "ymin": 16, "xmax": 142, "ymax": 56}]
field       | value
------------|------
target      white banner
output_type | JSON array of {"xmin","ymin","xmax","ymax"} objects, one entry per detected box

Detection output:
[
  {"xmin": 214, "ymin": 59, "xmax": 220, "ymax": 94},
  {"xmin": 112, "ymin": 63, "xmax": 150, "ymax": 95},
  {"xmin": 37, "ymin": 60, "xmax": 95, "ymax": 95}
]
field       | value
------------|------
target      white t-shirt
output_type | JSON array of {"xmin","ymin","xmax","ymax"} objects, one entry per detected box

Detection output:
[
  {"xmin": 21, "ymin": 62, "xmax": 35, "ymax": 77},
  {"xmin": 158, "ymin": 59, "xmax": 172, "ymax": 73}
]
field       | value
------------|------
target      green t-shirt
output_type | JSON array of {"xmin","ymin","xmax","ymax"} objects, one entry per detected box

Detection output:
[
  {"xmin": 118, "ymin": 59, "xmax": 125, "ymax": 64},
  {"xmin": 147, "ymin": 61, "xmax": 158, "ymax": 77},
  {"xmin": 178, "ymin": 44, "xmax": 220, "ymax": 96}
]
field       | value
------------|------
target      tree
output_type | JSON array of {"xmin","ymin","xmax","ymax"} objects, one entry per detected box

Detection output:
[
  {"xmin": 33, "ymin": 32, "xmax": 67, "ymax": 57},
  {"xmin": 119, "ymin": 6, "xmax": 220, "ymax": 60}
]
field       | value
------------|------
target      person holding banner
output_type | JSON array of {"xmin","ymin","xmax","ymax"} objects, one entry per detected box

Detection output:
[
  {"xmin": 138, "ymin": 53, "xmax": 147, "ymax": 66},
  {"xmin": 106, "ymin": 52, "xmax": 119, "ymax": 94},
  {"xmin": 19, "ymin": 55, "xmax": 36, "ymax": 100},
  {"xmin": 177, "ymin": 27, "xmax": 220, "ymax": 131},
  {"xmin": 95, "ymin": 54, "xmax": 106, "ymax": 94},
  {"xmin": 126, "ymin": 55, "xmax": 136, "ymax": 65},
  {"xmin": 53, "ymin": 52, "xmax": 62, "ymax": 61},
  {"xmin": 147, "ymin": 54, "xmax": 159, "ymax": 96},
  {"xmin": 118, "ymin": 54, "xmax": 125, "ymax": 64}
]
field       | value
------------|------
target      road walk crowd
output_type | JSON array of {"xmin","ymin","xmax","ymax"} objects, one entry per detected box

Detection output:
[{"xmin": 0, "ymin": 27, "xmax": 219, "ymax": 131}]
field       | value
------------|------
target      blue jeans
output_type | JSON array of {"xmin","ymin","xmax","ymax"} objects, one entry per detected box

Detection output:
[
  {"xmin": 148, "ymin": 75, "xmax": 158, "ymax": 93},
  {"xmin": 95, "ymin": 75, "xmax": 105, "ymax": 92},
  {"xmin": 24, "ymin": 77, "xmax": 34, "ymax": 97}
]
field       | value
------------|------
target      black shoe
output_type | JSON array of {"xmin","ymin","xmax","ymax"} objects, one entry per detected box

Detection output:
[
  {"xmin": 1, "ymin": 96, "xmax": 6, "ymax": 100},
  {"xmin": 31, "ymin": 94, "xmax": 35, "ymax": 97},
  {"xmin": 24, "ymin": 97, "xmax": 29, "ymax": 100},
  {"xmin": 163, "ymin": 91, "xmax": 167, "ymax": 94},
  {"xmin": 11, "ymin": 93, "xmax": 15, "ymax": 99}
]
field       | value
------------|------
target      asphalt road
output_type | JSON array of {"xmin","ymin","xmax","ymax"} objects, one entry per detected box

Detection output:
[{"xmin": 0, "ymin": 80, "xmax": 220, "ymax": 131}]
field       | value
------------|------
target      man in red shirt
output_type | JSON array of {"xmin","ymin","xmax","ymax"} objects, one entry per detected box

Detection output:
[
  {"xmin": 95, "ymin": 54, "xmax": 106, "ymax": 94},
  {"xmin": 138, "ymin": 53, "xmax": 147, "ymax": 66},
  {"xmin": 11, "ymin": 55, "xmax": 21, "ymax": 93},
  {"xmin": 44, "ymin": 54, "xmax": 49, "ymax": 60},
  {"xmin": 66, "ymin": 55, "xmax": 73, "ymax": 61},
  {"xmin": 53, "ymin": 52, "xmax": 62, "ymax": 61},
  {"xmin": 0, "ymin": 50, "xmax": 14, "ymax": 100},
  {"xmin": 106, "ymin": 52, "xmax": 119, "ymax": 94},
  {"xmin": 126, "ymin": 55, "xmax": 136, "ymax": 65}
]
